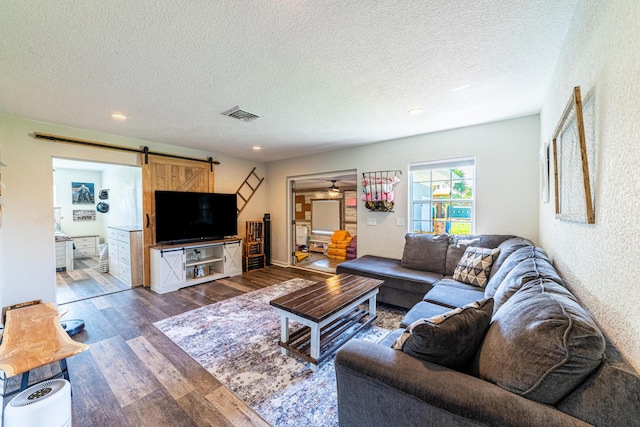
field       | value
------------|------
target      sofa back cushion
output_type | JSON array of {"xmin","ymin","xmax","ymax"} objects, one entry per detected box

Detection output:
[
  {"xmin": 474, "ymin": 280, "xmax": 605, "ymax": 405},
  {"xmin": 401, "ymin": 233, "xmax": 449, "ymax": 274},
  {"xmin": 488, "ymin": 237, "xmax": 534, "ymax": 279},
  {"xmin": 444, "ymin": 234, "xmax": 515, "ymax": 276},
  {"xmin": 484, "ymin": 245, "xmax": 550, "ymax": 298},
  {"xmin": 491, "ymin": 257, "xmax": 565, "ymax": 313}
]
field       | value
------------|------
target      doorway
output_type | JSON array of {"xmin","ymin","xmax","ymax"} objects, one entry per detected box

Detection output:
[
  {"xmin": 290, "ymin": 171, "xmax": 357, "ymax": 274},
  {"xmin": 53, "ymin": 158, "xmax": 143, "ymax": 304}
]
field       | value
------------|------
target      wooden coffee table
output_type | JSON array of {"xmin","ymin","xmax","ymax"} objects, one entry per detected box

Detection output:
[{"xmin": 269, "ymin": 273, "xmax": 383, "ymax": 371}]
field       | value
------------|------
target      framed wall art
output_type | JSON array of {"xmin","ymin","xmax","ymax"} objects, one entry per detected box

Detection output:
[
  {"xmin": 72, "ymin": 181, "xmax": 95, "ymax": 204},
  {"xmin": 552, "ymin": 86, "xmax": 595, "ymax": 224},
  {"xmin": 539, "ymin": 140, "xmax": 550, "ymax": 203}
]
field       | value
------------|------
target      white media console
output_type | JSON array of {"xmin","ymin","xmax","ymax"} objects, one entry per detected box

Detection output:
[{"xmin": 150, "ymin": 238, "xmax": 242, "ymax": 294}]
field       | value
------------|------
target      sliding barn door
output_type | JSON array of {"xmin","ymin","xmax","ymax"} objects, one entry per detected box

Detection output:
[{"xmin": 141, "ymin": 155, "xmax": 215, "ymax": 286}]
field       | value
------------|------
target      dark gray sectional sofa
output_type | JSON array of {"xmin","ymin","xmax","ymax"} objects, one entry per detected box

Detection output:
[{"xmin": 335, "ymin": 234, "xmax": 640, "ymax": 427}]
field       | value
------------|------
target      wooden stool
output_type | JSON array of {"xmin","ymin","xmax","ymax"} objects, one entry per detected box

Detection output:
[{"xmin": 0, "ymin": 302, "xmax": 89, "ymax": 420}]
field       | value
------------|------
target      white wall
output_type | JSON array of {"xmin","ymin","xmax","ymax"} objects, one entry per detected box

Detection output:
[
  {"xmin": 101, "ymin": 164, "xmax": 143, "ymax": 237},
  {"xmin": 267, "ymin": 115, "xmax": 540, "ymax": 265},
  {"xmin": 54, "ymin": 168, "xmax": 104, "ymax": 239},
  {"xmin": 0, "ymin": 114, "xmax": 267, "ymax": 309},
  {"xmin": 539, "ymin": 0, "xmax": 640, "ymax": 369},
  {"xmin": 211, "ymin": 153, "xmax": 268, "ymax": 237}
]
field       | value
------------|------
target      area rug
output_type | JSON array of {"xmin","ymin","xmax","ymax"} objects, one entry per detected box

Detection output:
[{"xmin": 154, "ymin": 278, "xmax": 405, "ymax": 427}]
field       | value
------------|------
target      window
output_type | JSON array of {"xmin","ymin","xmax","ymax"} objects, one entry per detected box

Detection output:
[{"xmin": 409, "ymin": 158, "xmax": 475, "ymax": 235}]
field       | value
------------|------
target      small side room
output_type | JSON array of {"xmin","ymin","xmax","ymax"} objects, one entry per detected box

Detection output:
[
  {"xmin": 292, "ymin": 173, "xmax": 357, "ymax": 274},
  {"xmin": 52, "ymin": 158, "xmax": 143, "ymax": 304}
]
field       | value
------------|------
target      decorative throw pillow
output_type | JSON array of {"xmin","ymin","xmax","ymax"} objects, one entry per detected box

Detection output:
[
  {"xmin": 392, "ymin": 298, "xmax": 494, "ymax": 370},
  {"xmin": 453, "ymin": 246, "xmax": 500, "ymax": 288},
  {"xmin": 444, "ymin": 235, "xmax": 514, "ymax": 276}
]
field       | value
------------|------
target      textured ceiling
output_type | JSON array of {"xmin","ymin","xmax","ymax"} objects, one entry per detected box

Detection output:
[{"xmin": 0, "ymin": 1, "xmax": 577, "ymax": 162}]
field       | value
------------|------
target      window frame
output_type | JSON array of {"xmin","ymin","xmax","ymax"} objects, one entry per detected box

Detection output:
[{"xmin": 408, "ymin": 157, "xmax": 476, "ymax": 235}]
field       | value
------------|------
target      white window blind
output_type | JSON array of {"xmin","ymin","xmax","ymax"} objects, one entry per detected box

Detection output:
[{"xmin": 311, "ymin": 200, "xmax": 340, "ymax": 235}]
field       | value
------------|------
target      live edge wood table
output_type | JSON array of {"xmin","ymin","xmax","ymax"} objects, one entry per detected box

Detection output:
[
  {"xmin": 0, "ymin": 302, "xmax": 89, "ymax": 415},
  {"xmin": 269, "ymin": 273, "xmax": 383, "ymax": 371}
]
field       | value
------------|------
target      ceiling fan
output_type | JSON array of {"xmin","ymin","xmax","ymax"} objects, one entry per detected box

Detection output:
[{"xmin": 328, "ymin": 180, "xmax": 340, "ymax": 193}]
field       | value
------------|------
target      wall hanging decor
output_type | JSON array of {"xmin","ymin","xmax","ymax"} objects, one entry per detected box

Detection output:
[
  {"xmin": 552, "ymin": 86, "xmax": 596, "ymax": 224},
  {"xmin": 96, "ymin": 202, "xmax": 109, "ymax": 213},
  {"xmin": 98, "ymin": 189, "xmax": 109, "ymax": 200},
  {"xmin": 71, "ymin": 182, "xmax": 95, "ymax": 204},
  {"xmin": 73, "ymin": 209, "xmax": 96, "ymax": 221},
  {"xmin": 361, "ymin": 170, "xmax": 402, "ymax": 212},
  {"xmin": 539, "ymin": 140, "xmax": 550, "ymax": 203}
]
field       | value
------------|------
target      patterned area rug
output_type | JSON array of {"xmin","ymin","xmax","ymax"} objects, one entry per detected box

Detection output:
[{"xmin": 154, "ymin": 278, "xmax": 406, "ymax": 427}]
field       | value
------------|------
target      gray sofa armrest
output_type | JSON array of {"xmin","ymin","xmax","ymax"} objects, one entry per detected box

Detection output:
[{"xmin": 335, "ymin": 340, "xmax": 593, "ymax": 427}]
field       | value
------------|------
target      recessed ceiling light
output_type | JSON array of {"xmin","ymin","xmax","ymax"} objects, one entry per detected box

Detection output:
[
  {"xmin": 252, "ymin": 146, "xmax": 261, "ymax": 151},
  {"xmin": 408, "ymin": 108, "xmax": 424, "ymax": 115},
  {"xmin": 111, "ymin": 113, "xmax": 127, "ymax": 121},
  {"xmin": 452, "ymin": 84, "xmax": 471, "ymax": 92}
]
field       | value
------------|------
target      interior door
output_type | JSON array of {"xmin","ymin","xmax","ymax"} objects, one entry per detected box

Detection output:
[{"xmin": 142, "ymin": 154, "xmax": 215, "ymax": 286}]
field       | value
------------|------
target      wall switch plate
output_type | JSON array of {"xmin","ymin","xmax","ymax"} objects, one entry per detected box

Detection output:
[
  {"xmin": 367, "ymin": 218, "xmax": 376, "ymax": 226},
  {"xmin": 396, "ymin": 218, "xmax": 405, "ymax": 226}
]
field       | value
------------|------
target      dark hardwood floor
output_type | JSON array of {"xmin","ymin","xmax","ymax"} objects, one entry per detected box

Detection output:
[
  {"xmin": 15, "ymin": 266, "xmax": 332, "ymax": 427},
  {"xmin": 57, "ymin": 257, "xmax": 131, "ymax": 304},
  {"xmin": 293, "ymin": 252, "xmax": 345, "ymax": 274}
]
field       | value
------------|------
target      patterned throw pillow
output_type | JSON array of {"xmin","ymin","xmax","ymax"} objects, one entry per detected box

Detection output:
[
  {"xmin": 392, "ymin": 298, "xmax": 494, "ymax": 370},
  {"xmin": 453, "ymin": 246, "xmax": 500, "ymax": 288}
]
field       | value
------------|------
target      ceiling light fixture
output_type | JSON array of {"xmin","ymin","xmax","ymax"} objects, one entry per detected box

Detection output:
[
  {"xmin": 111, "ymin": 113, "xmax": 127, "ymax": 121},
  {"xmin": 252, "ymin": 146, "xmax": 261, "ymax": 151},
  {"xmin": 328, "ymin": 180, "xmax": 340, "ymax": 194},
  {"xmin": 408, "ymin": 107, "xmax": 424, "ymax": 115}
]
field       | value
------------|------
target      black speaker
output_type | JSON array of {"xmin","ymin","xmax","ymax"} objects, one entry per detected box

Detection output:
[{"xmin": 263, "ymin": 213, "xmax": 271, "ymax": 266}]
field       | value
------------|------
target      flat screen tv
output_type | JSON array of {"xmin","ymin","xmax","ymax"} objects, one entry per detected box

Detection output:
[{"xmin": 155, "ymin": 191, "xmax": 238, "ymax": 244}]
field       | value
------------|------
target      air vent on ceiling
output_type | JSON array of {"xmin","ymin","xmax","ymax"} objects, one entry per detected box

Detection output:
[{"xmin": 221, "ymin": 106, "xmax": 262, "ymax": 122}]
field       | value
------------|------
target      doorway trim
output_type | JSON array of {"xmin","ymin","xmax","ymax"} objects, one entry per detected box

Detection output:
[{"xmin": 287, "ymin": 169, "xmax": 357, "ymax": 270}]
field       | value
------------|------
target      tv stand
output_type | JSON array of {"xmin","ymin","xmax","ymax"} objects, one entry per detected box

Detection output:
[{"xmin": 150, "ymin": 238, "xmax": 242, "ymax": 294}]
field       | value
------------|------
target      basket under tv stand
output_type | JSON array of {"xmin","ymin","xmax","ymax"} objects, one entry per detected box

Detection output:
[{"xmin": 149, "ymin": 238, "xmax": 242, "ymax": 294}]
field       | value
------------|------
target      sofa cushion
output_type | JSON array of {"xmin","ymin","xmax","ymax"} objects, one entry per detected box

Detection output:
[
  {"xmin": 444, "ymin": 234, "xmax": 515, "ymax": 276},
  {"xmin": 399, "ymin": 300, "xmax": 454, "ymax": 328},
  {"xmin": 337, "ymin": 255, "xmax": 441, "ymax": 291},
  {"xmin": 401, "ymin": 233, "xmax": 449, "ymax": 274},
  {"xmin": 475, "ymin": 280, "xmax": 605, "ymax": 405},
  {"xmin": 424, "ymin": 281, "xmax": 485, "ymax": 309},
  {"xmin": 393, "ymin": 298, "xmax": 494, "ymax": 370},
  {"xmin": 378, "ymin": 328, "xmax": 405, "ymax": 347},
  {"xmin": 488, "ymin": 237, "xmax": 534, "ymax": 279},
  {"xmin": 336, "ymin": 255, "xmax": 443, "ymax": 309},
  {"xmin": 484, "ymin": 245, "xmax": 550, "ymax": 298},
  {"xmin": 491, "ymin": 258, "xmax": 565, "ymax": 313},
  {"xmin": 452, "ymin": 246, "xmax": 500, "ymax": 288}
]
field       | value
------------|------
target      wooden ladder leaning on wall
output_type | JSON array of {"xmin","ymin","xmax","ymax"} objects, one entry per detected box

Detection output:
[{"xmin": 236, "ymin": 167, "xmax": 264, "ymax": 216}]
